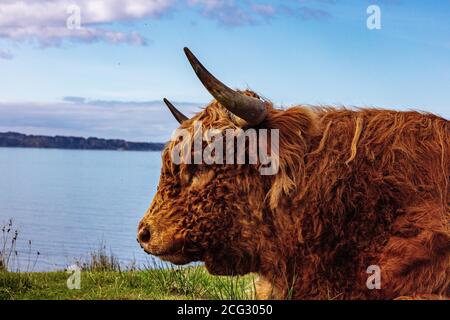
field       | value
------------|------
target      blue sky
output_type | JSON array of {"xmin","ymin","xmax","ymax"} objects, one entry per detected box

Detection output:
[{"xmin": 0, "ymin": 0, "xmax": 449, "ymax": 142}]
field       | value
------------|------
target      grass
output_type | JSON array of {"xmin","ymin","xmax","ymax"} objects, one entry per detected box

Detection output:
[
  {"xmin": 0, "ymin": 220, "xmax": 256, "ymax": 300},
  {"xmin": 75, "ymin": 243, "xmax": 122, "ymax": 272},
  {"xmin": 1, "ymin": 219, "xmax": 18, "ymax": 272},
  {"xmin": 0, "ymin": 266, "xmax": 256, "ymax": 300},
  {"xmin": 1, "ymin": 219, "xmax": 40, "ymax": 273}
]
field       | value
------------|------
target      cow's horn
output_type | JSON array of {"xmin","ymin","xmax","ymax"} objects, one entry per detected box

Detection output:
[
  {"xmin": 163, "ymin": 98, "xmax": 188, "ymax": 124},
  {"xmin": 184, "ymin": 47, "xmax": 267, "ymax": 126}
]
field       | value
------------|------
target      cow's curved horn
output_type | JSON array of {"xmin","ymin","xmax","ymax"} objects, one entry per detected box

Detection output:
[
  {"xmin": 163, "ymin": 98, "xmax": 188, "ymax": 124},
  {"xmin": 184, "ymin": 47, "xmax": 267, "ymax": 126}
]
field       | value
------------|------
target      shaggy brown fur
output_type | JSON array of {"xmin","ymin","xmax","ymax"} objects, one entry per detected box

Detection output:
[{"xmin": 139, "ymin": 91, "xmax": 449, "ymax": 299}]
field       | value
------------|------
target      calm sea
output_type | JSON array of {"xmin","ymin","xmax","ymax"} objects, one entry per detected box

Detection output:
[{"xmin": 0, "ymin": 147, "xmax": 162, "ymax": 271}]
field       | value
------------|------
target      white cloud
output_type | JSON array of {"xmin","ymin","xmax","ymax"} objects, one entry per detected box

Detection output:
[
  {"xmin": 0, "ymin": 0, "xmax": 174, "ymax": 46},
  {"xmin": 1, "ymin": 25, "xmax": 146, "ymax": 47},
  {"xmin": 187, "ymin": 0, "xmax": 255, "ymax": 26},
  {"xmin": 251, "ymin": 4, "xmax": 277, "ymax": 18},
  {"xmin": 0, "ymin": 97, "xmax": 202, "ymax": 142},
  {"xmin": 187, "ymin": 0, "xmax": 231, "ymax": 10},
  {"xmin": 0, "ymin": 49, "xmax": 14, "ymax": 59},
  {"xmin": 0, "ymin": 0, "xmax": 334, "ymax": 46},
  {"xmin": 186, "ymin": 0, "xmax": 332, "ymax": 27}
]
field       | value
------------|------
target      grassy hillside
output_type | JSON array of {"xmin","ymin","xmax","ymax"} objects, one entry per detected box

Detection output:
[{"xmin": 0, "ymin": 267, "xmax": 256, "ymax": 300}]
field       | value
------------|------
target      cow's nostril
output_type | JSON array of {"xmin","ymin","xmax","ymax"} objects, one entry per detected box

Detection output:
[{"xmin": 138, "ymin": 227, "xmax": 151, "ymax": 243}]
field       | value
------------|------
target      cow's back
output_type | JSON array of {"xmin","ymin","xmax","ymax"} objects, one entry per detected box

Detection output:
[{"xmin": 293, "ymin": 108, "xmax": 449, "ymax": 299}]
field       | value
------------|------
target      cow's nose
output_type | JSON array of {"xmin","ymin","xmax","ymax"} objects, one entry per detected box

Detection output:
[{"xmin": 138, "ymin": 226, "xmax": 151, "ymax": 244}]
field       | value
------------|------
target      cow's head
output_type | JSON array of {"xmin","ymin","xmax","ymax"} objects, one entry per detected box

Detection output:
[{"xmin": 138, "ymin": 48, "xmax": 317, "ymax": 275}]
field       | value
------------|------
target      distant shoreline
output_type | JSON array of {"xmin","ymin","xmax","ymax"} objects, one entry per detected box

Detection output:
[{"xmin": 0, "ymin": 132, "xmax": 165, "ymax": 152}]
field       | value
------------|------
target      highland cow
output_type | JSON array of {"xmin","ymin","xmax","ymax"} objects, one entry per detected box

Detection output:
[{"xmin": 138, "ymin": 48, "xmax": 449, "ymax": 299}]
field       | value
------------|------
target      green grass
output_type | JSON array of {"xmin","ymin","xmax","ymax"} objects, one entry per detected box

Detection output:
[
  {"xmin": 0, "ymin": 267, "xmax": 256, "ymax": 300},
  {"xmin": 1, "ymin": 220, "xmax": 256, "ymax": 300}
]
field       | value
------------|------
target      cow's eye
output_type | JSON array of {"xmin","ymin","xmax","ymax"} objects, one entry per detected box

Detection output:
[
  {"xmin": 180, "ymin": 171, "xmax": 192, "ymax": 186},
  {"xmin": 190, "ymin": 170, "xmax": 215, "ymax": 189}
]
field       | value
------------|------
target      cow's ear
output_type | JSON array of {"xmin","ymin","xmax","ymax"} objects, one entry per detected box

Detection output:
[
  {"xmin": 263, "ymin": 107, "xmax": 318, "ymax": 209},
  {"xmin": 263, "ymin": 106, "xmax": 317, "ymax": 135}
]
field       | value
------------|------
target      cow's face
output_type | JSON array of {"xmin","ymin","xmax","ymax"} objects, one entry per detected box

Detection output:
[
  {"xmin": 138, "ymin": 103, "xmax": 269, "ymax": 275},
  {"xmin": 137, "ymin": 48, "xmax": 314, "ymax": 275}
]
